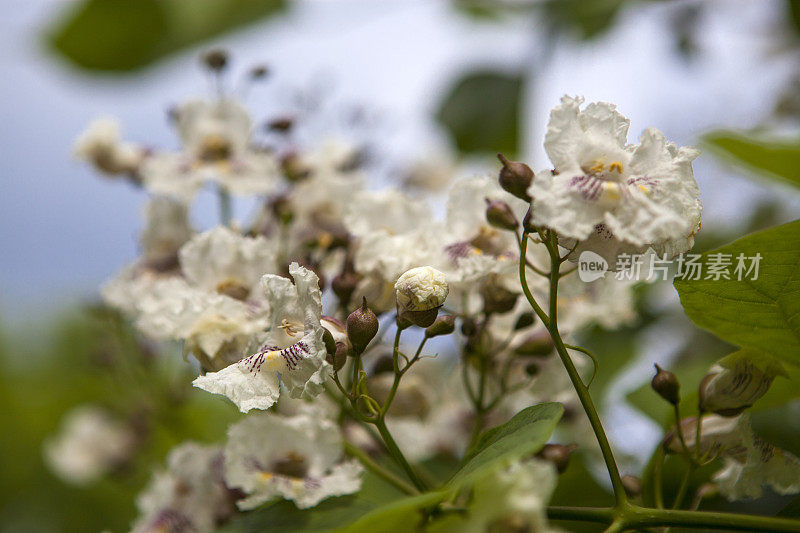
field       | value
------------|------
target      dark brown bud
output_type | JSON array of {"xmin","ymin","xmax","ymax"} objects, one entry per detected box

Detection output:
[
  {"xmin": 537, "ymin": 443, "xmax": 577, "ymax": 474},
  {"xmin": 622, "ymin": 475, "xmax": 642, "ymax": 498},
  {"xmin": 651, "ymin": 364, "xmax": 680, "ymax": 405},
  {"xmin": 346, "ymin": 297, "xmax": 379, "ymax": 354},
  {"xmin": 372, "ymin": 354, "xmax": 395, "ymax": 375},
  {"xmin": 267, "ymin": 116, "xmax": 293, "ymax": 133},
  {"xmin": 202, "ymin": 49, "xmax": 228, "ymax": 71},
  {"xmin": 514, "ymin": 332, "xmax": 554, "ymax": 357},
  {"xmin": 485, "ymin": 198, "xmax": 519, "ymax": 231},
  {"xmin": 425, "ymin": 315, "xmax": 455, "ymax": 338},
  {"xmin": 332, "ymin": 271, "xmax": 359, "ymax": 307},
  {"xmin": 250, "ymin": 65, "xmax": 270, "ymax": 79},
  {"xmin": 399, "ymin": 307, "xmax": 439, "ymax": 329},
  {"xmin": 480, "ymin": 278, "xmax": 518, "ymax": 315},
  {"xmin": 524, "ymin": 362, "xmax": 540, "ymax": 377},
  {"xmin": 497, "ymin": 153, "xmax": 533, "ymax": 202},
  {"xmin": 322, "ymin": 328, "xmax": 336, "ymax": 357},
  {"xmin": 514, "ymin": 312, "xmax": 536, "ymax": 331},
  {"xmin": 460, "ymin": 317, "xmax": 478, "ymax": 337},
  {"xmin": 326, "ymin": 342, "xmax": 348, "ymax": 371}
]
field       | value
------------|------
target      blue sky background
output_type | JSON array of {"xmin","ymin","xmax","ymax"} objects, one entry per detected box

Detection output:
[{"xmin": 1, "ymin": 0, "xmax": 799, "ymax": 323}]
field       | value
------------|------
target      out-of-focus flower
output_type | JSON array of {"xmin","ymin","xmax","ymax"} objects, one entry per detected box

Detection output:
[
  {"xmin": 530, "ymin": 95, "xmax": 701, "ymax": 267},
  {"xmin": 140, "ymin": 197, "xmax": 193, "ymax": 270},
  {"xmin": 132, "ymin": 442, "xmax": 235, "ymax": 533},
  {"xmin": 140, "ymin": 99, "xmax": 280, "ymax": 201},
  {"xmin": 44, "ymin": 405, "xmax": 136, "ymax": 486},
  {"xmin": 429, "ymin": 459, "xmax": 559, "ymax": 533},
  {"xmin": 73, "ymin": 117, "xmax": 144, "ymax": 177},
  {"xmin": 193, "ymin": 263, "xmax": 329, "ymax": 412},
  {"xmin": 223, "ymin": 412, "xmax": 363, "ymax": 509},
  {"xmin": 394, "ymin": 266, "xmax": 448, "ymax": 312},
  {"xmin": 699, "ymin": 352, "xmax": 785, "ymax": 416}
]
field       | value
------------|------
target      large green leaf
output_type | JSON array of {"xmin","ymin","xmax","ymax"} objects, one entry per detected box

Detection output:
[
  {"xmin": 435, "ymin": 70, "xmax": 524, "ymax": 157},
  {"xmin": 447, "ymin": 402, "xmax": 563, "ymax": 489},
  {"xmin": 702, "ymin": 130, "xmax": 800, "ymax": 189},
  {"xmin": 673, "ymin": 220, "xmax": 800, "ymax": 367},
  {"xmin": 47, "ymin": 0, "xmax": 287, "ymax": 72}
]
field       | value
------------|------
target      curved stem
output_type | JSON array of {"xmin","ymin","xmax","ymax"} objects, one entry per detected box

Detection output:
[
  {"xmin": 344, "ymin": 441, "xmax": 417, "ymax": 496},
  {"xmin": 520, "ymin": 230, "xmax": 627, "ymax": 505},
  {"xmin": 672, "ymin": 462, "xmax": 694, "ymax": 510},
  {"xmin": 374, "ymin": 417, "xmax": 428, "ymax": 492}
]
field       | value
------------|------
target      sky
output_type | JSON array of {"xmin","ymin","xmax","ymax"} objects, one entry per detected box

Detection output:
[{"xmin": 1, "ymin": 0, "xmax": 799, "ymax": 323}]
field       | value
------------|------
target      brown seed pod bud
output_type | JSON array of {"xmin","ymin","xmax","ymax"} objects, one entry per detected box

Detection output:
[
  {"xmin": 485, "ymin": 198, "xmax": 519, "ymax": 231},
  {"xmin": 322, "ymin": 328, "xmax": 336, "ymax": 358},
  {"xmin": 399, "ymin": 307, "xmax": 439, "ymax": 329},
  {"xmin": 514, "ymin": 311, "xmax": 536, "ymax": 331},
  {"xmin": 460, "ymin": 317, "xmax": 478, "ymax": 337},
  {"xmin": 622, "ymin": 475, "xmax": 642, "ymax": 498},
  {"xmin": 480, "ymin": 277, "xmax": 518, "ymax": 315},
  {"xmin": 346, "ymin": 297, "xmax": 379, "ymax": 354},
  {"xmin": 524, "ymin": 362, "xmax": 540, "ymax": 377},
  {"xmin": 332, "ymin": 271, "xmax": 359, "ymax": 306},
  {"xmin": 267, "ymin": 116, "xmax": 293, "ymax": 133},
  {"xmin": 651, "ymin": 364, "xmax": 680, "ymax": 405},
  {"xmin": 497, "ymin": 153, "xmax": 533, "ymax": 202},
  {"xmin": 522, "ymin": 205, "xmax": 537, "ymax": 234},
  {"xmin": 514, "ymin": 332, "xmax": 554, "ymax": 357},
  {"xmin": 425, "ymin": 315, "xmax": 455, "ymax": 338},
  {"xmin": 537, "ymin": 443, "xmax": 577, "ymax": 474},
  {"xmin": 326, "ymin": 342, "xmax": 348, "ymax": 371},
  {"xmin": 202, "ymin": 49, "xmax": 228, "ymax": 71}
]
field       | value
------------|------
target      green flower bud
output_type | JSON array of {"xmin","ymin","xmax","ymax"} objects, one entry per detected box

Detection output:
[
  {"xmin": 346, "ymin": 297, "xmax": 379, "ymax": 354},
  {"xmin": 651, "ymin": 364, "xmax": 680, "ymax": 405},
  {"xmin": 425, "ymin": 315, "xmax": 455, "ymax": 338},
  {"xmin": 485, "ymin": 198, "xmax": 519, "ymax": 231},
  {"xmin": 497, "ymin": 153, "xmax": 533, "ymax": 202}
]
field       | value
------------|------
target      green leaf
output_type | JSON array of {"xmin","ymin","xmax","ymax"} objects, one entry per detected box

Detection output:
[
  {"xmin": 702, "ymin": 130, "xmax": 800, "ymax": 189},
  {"xmin": 673, "ymin": 220, "xmax": 800, "ymax": 368},
  {"xmin": 447, "ymin": 402, "xmax": 562, "ymax": 489},
  {"xmin": 436, "ymin": 70, "xmax": 524, "ymax": 157},
  {"xmin": 337, "ymin": 491, "xmax": 449, "ymax": 533},
  {"xmin": 47, "ymin": 0, "xmax": 287, "ymax": 72},
  {"xmin": 543, "ymin": 0, "xmax": 625, "ymax": 40}
]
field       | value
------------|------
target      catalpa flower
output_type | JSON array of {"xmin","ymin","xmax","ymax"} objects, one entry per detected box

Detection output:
[
  {"xmin": 193, "ymin": 263, "xmax": 330, "ymax": 412},
  {"xmin": 140, "ymin": 98, "xmax": 280, "ymax": 201},
  {"xmin": 132, "ymin": 442, "xmax": 235, "ymax": 533},
  {"xmin": 530, "ymin": 96, "xmax": 701, "ymax": 266},
  {"xmin": 73, "ymin": 117, "xmax": 145, "ymax": 177},
  {"xmin": 224, "ymin": 412, "xmax": 363, "ymax": 510},
  {"xmin": 139, "ymin": 197, "xmax": 194, "ymax": 271}
]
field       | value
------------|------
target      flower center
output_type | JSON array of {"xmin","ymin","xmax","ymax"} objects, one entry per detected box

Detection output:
[
  {"xmin": 215, "ymin": 277, "xmax": 250, "ymax": 301},
  {"xmin": 269, "ymin": 452, "xmax": 309, "ymax": 479},
  {"xmin": 198, "ymin": 134, "xmax": 232, "ymax": 162},
  {"xmin": 278, "ymin": 318, "xmax": 303, "ymax": 338}
]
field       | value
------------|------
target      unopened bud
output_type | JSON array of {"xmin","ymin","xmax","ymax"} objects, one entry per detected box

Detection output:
[
  {"xmin": 480, "ymin": 276, "xmax": 518, "ymax": 315},
  {"xmin": 332, "ymin": 271, "xmax": 359, "ymax": 306},
  {"xmin": 622, "ymin": 475, "xmax": 642, "ymax": 498},
  {"xmin": 497, "ymin": 153, "xmax": 533, "ymax": 202},
  {"xmin": 202, "ymin": 49, "xmax": 228, "ymax": 71},
  {"xmin": 267, "ymin": 116, "xmax": 293, "ymax": 133},
  {"xmin": 250, "ymin": 65, "xmax": 269, "ymax": 79},
  {"xmin": 461, "ymin": 317, "xmax": 477, "ymax": 337},
  {"xmin": 395, "ymin": 266, "xmax": 449, "ymax": 312},
  {"xmin": 514, "ymin": 312, "xmax": 536, "ymax": 331},
  {"xmin": 346, "ymin": 297, "xmax": 378, "ymax": 354},
  {"xmin": 537, "ymin": 443, "xmax": 577, "ymax": 474},
  {"xmin": 399, "ymin": 307, "xmax": 439, "ymax": 329},
  {"xmin": 525, "ymin": 362, "xmax": 540, "ymax": 377},
  {"xmin": 326, "ymin": 342, "xmax": 348, "ymax": 371},
  {"xmin": 322, "ymin": 328, "xmax": 336, "ymax": 357},
  {"xmin": 514, "ymin": 332, "xmax": 554, "ymax": 357},
  {"xmin": 698, "ymin": 356, "xmax": 781, "ymax": 416},
  {"xmin": 651, "ymin": 364, "xmax": 680, "ymax": 405},
  {"xmin": 425, "ymin": 315, "xmax": 455, "ymax": 338},
  {"xmin": 485, "ymin": 198, "xmax": 519, "ymax": 231}
]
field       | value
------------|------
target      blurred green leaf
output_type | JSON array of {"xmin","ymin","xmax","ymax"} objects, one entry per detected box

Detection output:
[
  {"xmin": 702, "ymin": 130, "xmax": 800, "ymax": 189},
  {"xmin": 436, "ymin": 70, "xmax": 524, "ymax": 157},
  {"xmin": 544, "ymin": 0, "xmax": 625, "ymax": 40},
  {"xmin": 47, "ymin": 0, "xmax": 287, "ymax": 72},
  {"xmin": 673, "ymin": 220, "xmax": 800, "ymax": 368},
  {"xmin": 448, "ymin": 402, "xmax": 562, "ymax": 488}
]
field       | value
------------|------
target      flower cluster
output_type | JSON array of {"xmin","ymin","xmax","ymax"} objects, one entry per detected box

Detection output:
[{"xmin": 46, "ymin": 55, "xmax": 798, "ymax": 532}]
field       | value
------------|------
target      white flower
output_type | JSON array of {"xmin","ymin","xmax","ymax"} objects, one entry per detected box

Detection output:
[
  {"xmin": 44, "ymin": 405, "xmax": 135, "ymax": 486},
  {"xmin": 139, "ymin": 98, "xmax": 280, "ymax": 201},
  {"xmin": 73, "ymin": 117, "xmax": 143, "ymax": 176},
  {"xmin": 530, "ymin": 96, "xmax": 701, "ymax": 266},
  {"xmin": 699, "ymin": 352, "xmax": 785, "ymax": 416},
  {"xmin": 179, "ymin": 226, "xmax": 277, "ymax": 300},
  {"xmin": 394, "ymin": 266, "xmax": 449, "ymax": 312},
  {"xmin": 193, "ymin": 263, "xmax": 330, "ymax": 412},
  {"xmin": 132, "ymin": 442, "xmax": 234, "ymax": 533},
  {"xmin": 140, "ymin": 197, "xmax": 193, "ymax": 269},
  {"xmin": 223, "ymin": 412, "xmax": 363, "ymax": 510},
  {"xmin": 430, "ymin": 459, "xmax": 560, "ymax": 533}
]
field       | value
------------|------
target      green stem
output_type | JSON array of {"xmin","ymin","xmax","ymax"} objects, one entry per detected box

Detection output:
[
  {"xmin": 672, "ymin": 462, "xmax": 694, "ymax": 510},
  {"xmin": 374, "ymin": 417, "xmax": 428, "ymax": 492},
  {"xmin": 344, "ymin": 441, "xmax": 417, "ymax": 496},
  {"xmin": 521, "ymin": 230, "xmax": 627, "ymax": 505},
  {"xmin": 652, "ymin": 446, "xmax": 665, "ymax": 510},
  {"xmin": 217, "ymin": 186, "xmax": 232, "ymax": 226}
]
